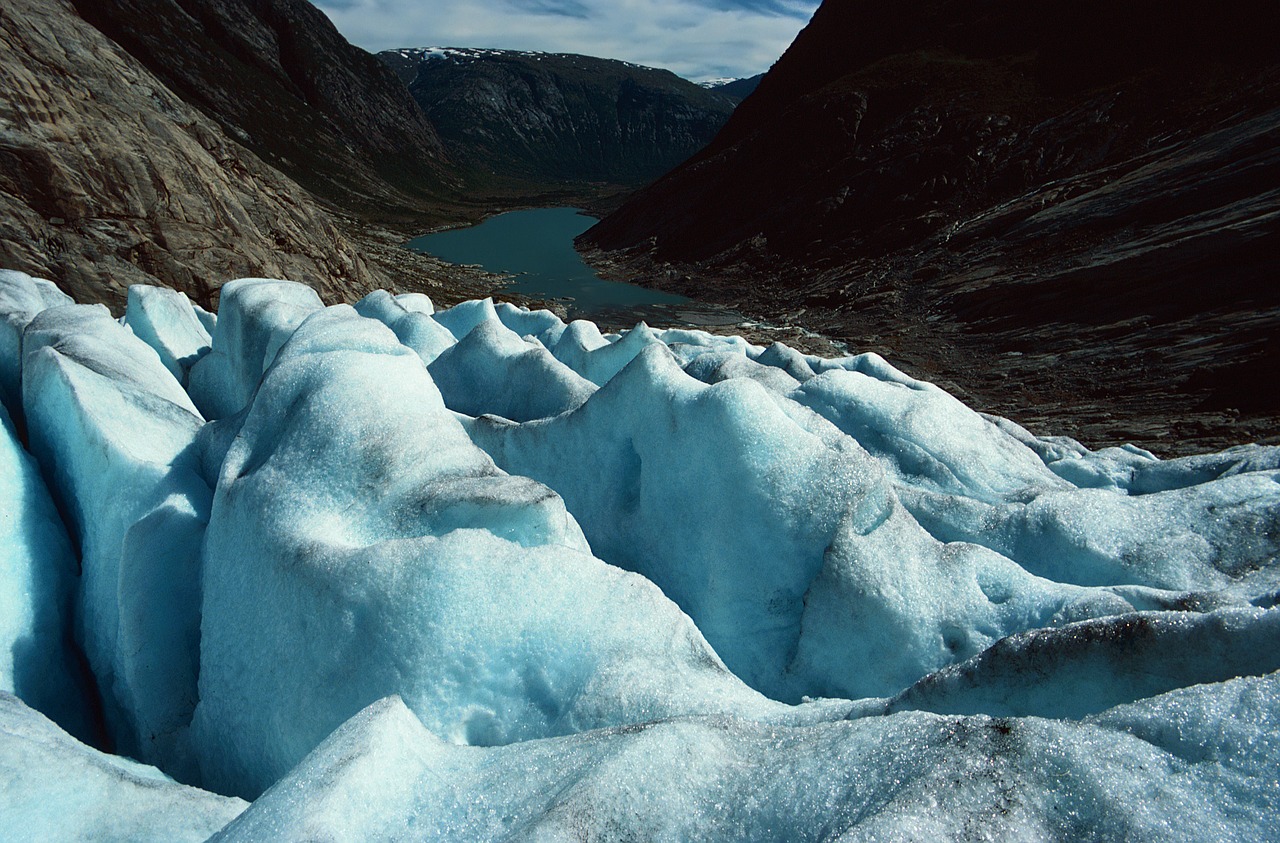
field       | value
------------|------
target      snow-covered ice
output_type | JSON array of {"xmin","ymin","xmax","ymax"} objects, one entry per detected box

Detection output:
[
  {"xmin": 189, "ymin": 306, "xmax": 778, "ymax": 798},
  {"xmin": 218, "ymin": 671, "xmax": 1280, "ymax": 841},
  {"xmin": 2, "ymin": 278, "xmax": 1278, "ymax": 838},
  {"xmin": 0, "ymin": 692, "xmax": 245, "ymax": 841},
  {"xmin": 123, "ymin": 284, "xmax": 213, "ymax": 385},
  {"xmin": 21, "ymin": 303, "xmax": 208, "ymax": 768}
]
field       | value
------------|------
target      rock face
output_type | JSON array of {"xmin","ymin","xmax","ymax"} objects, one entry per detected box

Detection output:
[
  {"xmin": 69, "ymin": 0, "xmax": 456, "ymax": 219},
  {"xmin": 380, "ymin": 48, "xmax": 736, "ymax": 190},
  {"xmin": 0, "ymin": 0, "xmax": 490, "ymax": 312},
  {"xmin": 0, "ymin": 0, "xmax": 394, "ymax": 309},
  {"xmin": 582, "ymin": 0, "xmax": 1280, "ymax": 454}
]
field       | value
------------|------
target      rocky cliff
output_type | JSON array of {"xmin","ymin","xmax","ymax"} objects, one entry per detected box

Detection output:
[
  {"xmin": 0, "ymin": 0, "xmax": 387, "ymax": 308},
  {"xmin": 68, "ymin": 0, "xmax": 457, "ymax": 221},
  {"xmin": 581, "ymin": 0, "xmax": 1280, "ymax": 454},
  {"xmin": 381, "ymin": 48, "xmax": 736, "ymax": 192},
  {"xmin": 0, "ymin": 0, "xmax": 491, "ymax": 310}
]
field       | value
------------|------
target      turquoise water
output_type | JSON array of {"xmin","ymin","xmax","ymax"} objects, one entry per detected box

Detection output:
[{"xmin": 406, "ymin": 207, "xmax": 739, "ymax": 326}]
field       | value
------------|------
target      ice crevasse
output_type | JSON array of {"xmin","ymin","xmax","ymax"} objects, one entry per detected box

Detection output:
[{"xmin": 0, "ymin": 270, "xmax": 1277, "ymax": 840}]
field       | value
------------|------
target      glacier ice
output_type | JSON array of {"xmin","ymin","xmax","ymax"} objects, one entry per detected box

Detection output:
[
  {"xmin": 431, "ymin": 296, "xmax": 500, "ymax": 340},
  {"xmin": 683, "ymin": 340, "xmax": 1071, "ymax": 503},
  {"xmin": 470, "ymin": 340, "xmax": 1135, "ymax": 701},
  {"xmin": 218, "ymin": 671, "xmax": 1280, "ymax": 842},
  {"xmin": 551, "ymin": 319, "xmax": 661, "ymax": 385},
  {"xmin": 495, "ymin": 299, "xmax": 568, "ymax": 347},
  {"xmin": 683, "ymin": 346, "xmax": 806, "ymax": 393},
  {"xmin": 0, "ymin": 692, "xmax": 244, "ymax": 842},
  {"xmin": 0, "ymin": 401, "xmax": 94, "ymax": 742},
  {"xmin": 2, "ymin": 278, "xmax": 1278, "ymax": 838},
  {"xmin": 353, "ymin": 288, "xmax": 455, "ymax": 364},
  {"xmin": 187, "ymin": 278, "xmax": 323, "ymax": 419},
  {"xmin": 123, "ymin": 284, "xmax": 212, "ymax": 385},
  {"xmin": 427, "ymin": 318, "xmax": 595, "ymax": 421},
  {"xmin": 754, "ymin": 338, "xmax": 821, "ymax": 381},
  {"xmin": 901, "ymin": 470, "xmax": 1280, "ymax": 592},
  {"xmin": 790, "ymin": 368, "xmax": 1070, "ymax": 502},
  {"xmin": 889, "ymin": 607, "xmax": 1280, "ymax": 719},
  {"xmin": 0, "ymin": 269, "xmax": 74, "ymax": 424},
  {"xmin": 22, "ymin": 303, "xmax": 208, "ymax": 768},
  {"xmin": 190, "ymin": 306, "xmax": 778, "ymax": 798}
]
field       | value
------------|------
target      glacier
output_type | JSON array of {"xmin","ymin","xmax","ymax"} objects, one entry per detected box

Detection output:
[{"xmin": 0, "ymin": 272, "xmax": 1277, "ymax": 840}]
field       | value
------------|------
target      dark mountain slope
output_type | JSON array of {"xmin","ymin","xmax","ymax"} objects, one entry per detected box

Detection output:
[
  {"xmin": 381, "ymin": 48, "xmax": 736, "ymax": 191},
  {"xmin": 67, "ymin": 0, "xmax": 457, "ymax": 221},
  {"xmin": 582, "ymin": 0, "xmax": 1280, "ymax": 453}
]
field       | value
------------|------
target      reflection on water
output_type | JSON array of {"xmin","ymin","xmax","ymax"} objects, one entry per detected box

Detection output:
[{"xmin": 406, "ymin": 207, "xmax": 742, "ymax": 327}]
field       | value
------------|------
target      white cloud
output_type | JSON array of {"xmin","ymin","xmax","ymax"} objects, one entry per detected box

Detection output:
[{"xmin": 314, "ymin": 0, "xmax": 819, "ymax": 81}]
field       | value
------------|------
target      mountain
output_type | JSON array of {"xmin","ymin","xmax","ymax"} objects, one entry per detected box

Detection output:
[
  {"xmin": 66, "ymin": 0, "xmax": 457, "ymax": 221},
  {"xmin": 701, "ymin": 73, "xmax": 765, "ymax": 101},
  {"xmin": 0, "ymin": 0, "xmax": 552, "ymax": 315},
  {"xmin": 380, "ymin": 47, "xmax": 737, "ymax": 192},
  {"xmin": 581, "ymin": 0, "xmax": 1280, "ymax": 454},
  {"xmin": 0, "ymin": 0, "xmax": 401, "ymax": 308}
]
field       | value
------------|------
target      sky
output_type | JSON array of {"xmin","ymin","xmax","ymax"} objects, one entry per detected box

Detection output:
[{"xmin": 313, "ymin": 0, "xmax": 821, "ymax": 82}]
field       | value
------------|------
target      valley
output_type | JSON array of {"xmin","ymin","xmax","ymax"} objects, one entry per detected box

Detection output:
[{"xmin": 2, "ymin": 0, "xmax": 1279, "ymax": 839}]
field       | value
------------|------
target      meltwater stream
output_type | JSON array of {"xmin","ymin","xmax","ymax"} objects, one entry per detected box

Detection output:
[{"xmin": 406, "ymin": 207, "xmax": 743, "ymax": 328}]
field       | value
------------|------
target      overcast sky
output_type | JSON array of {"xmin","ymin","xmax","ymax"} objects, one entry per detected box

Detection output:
[{"xmin": 313, "ymin": 0, "xmax": 820, "ymax": 82}]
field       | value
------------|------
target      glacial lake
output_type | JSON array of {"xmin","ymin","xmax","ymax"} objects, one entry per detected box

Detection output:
[{"xmin": 406, "ymin": 207, "xmax": 742, "ymax": 327}]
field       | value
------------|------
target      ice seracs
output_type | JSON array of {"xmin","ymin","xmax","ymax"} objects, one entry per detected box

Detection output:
[
  {"xmin": 1, "ymin": 275, "xmax": 1277, "ymax": 838},
  {"xmin": 0, "ymin": 269, "xmax": 73, "ymax": 426},
  {"xmin": 21, "ymin": 303, "xmax": 209, "ymax": 770},
  {"xmin": 187, "ymin": 278, "xmax": 323, "ymax": 419},
  {"xmin": 189, "ymin": 306, "xmax": 778, "ymax": 798},
  {"xmin": 550, "ymin": 319, "xmax": 661, "ymax": 386},
  {"xmin": 353, "ymin": 289, "xmax": 454, "ymax": 364},
  {"xmin": 0, "ymin": 401, "xmax": 93, "ymax": 743},
  {"xmin": 123, "ymin": 284, "xmax": 213, "ymax": 385},
  {"xmin": 219, "ymin": 672, "xmax": 1280, "ymax": 841},
  {"xmin": 427, "ymin": 318, "xmax": 595, "ymax": 421},
  {"xmin": 468, "ymin": 341, "xmax": 1139, "ymax": 701},
  {"xmin": 0, "ymin": 692, "xmax": 245, "ymax": 842}
]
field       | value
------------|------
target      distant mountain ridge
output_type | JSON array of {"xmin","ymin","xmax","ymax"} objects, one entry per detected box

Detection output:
[
  {"xmin": 699, "ymin": 74, "xmax": 765, "ymax": 101},
  {"xmin": 379, "ymin": 47, "xmax": 737, "ymax": 191}
]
